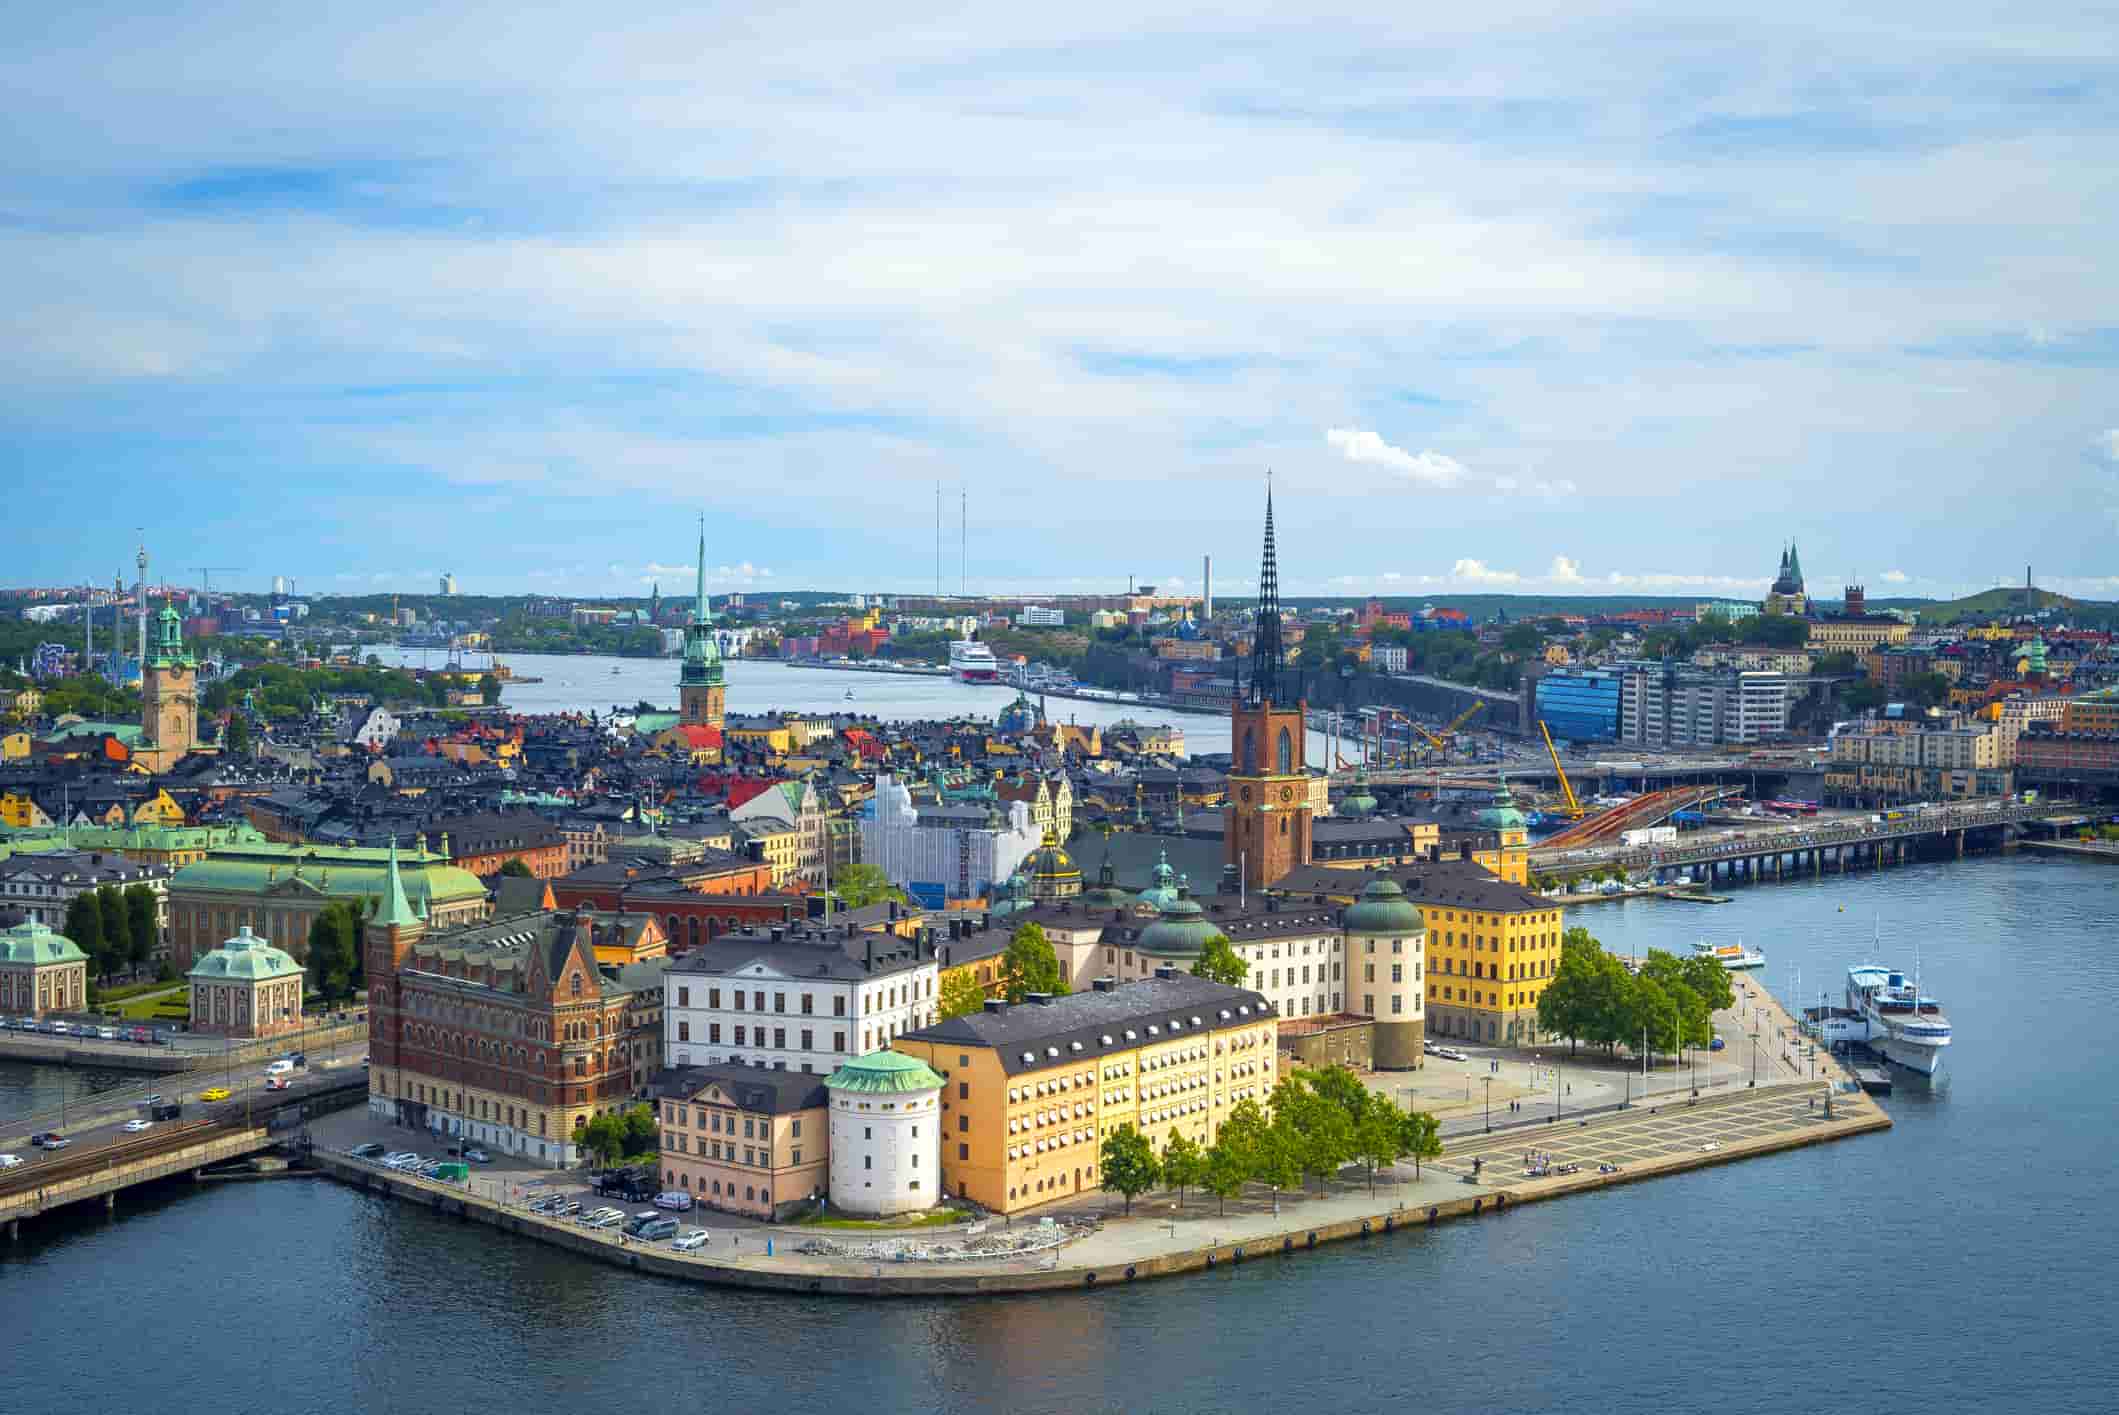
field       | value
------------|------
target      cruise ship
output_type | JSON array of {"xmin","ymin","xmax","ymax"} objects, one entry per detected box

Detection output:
[
  {"xmin": 1693, "ymin": 939, "xmax": 1767, "ymax": 971},
  {"xmin": 948, "ymin": 634, "xmax": 1001, "ymax": 684},
  {"xmin": 1844, "ymin": 963, "xmax": 1952, "ymax": 1076}
]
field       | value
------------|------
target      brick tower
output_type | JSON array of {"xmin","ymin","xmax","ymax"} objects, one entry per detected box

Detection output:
[
  {"xmin": 136, "ymin": 600, "xmax": 197, "ymax": 772},
  {"xmin": 679, "ymin": 513, "xmax": 726, "ymax": 728},
  {"xmin": 364, "ymin": 839, "xmax": 427, "ymax": 1120},
  {"xmin": 1225, "ymin": 483, "xmax": 1310, "ymax": 891}
]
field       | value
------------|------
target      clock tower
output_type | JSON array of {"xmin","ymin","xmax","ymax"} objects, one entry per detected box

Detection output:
[
  {"xmin": 1225, "ymin": 484, "xmax": 1310, "ymax": 891},
  {"xmin": 136, "ymin": 600, "xmax": 197, "ymax": 772},
  {"xmin": 679, "ymin": 513, "xmax": 726, "ymax": 728}
]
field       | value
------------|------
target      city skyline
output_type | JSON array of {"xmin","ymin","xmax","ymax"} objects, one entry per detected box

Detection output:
[{"xmin": 7, "ymin": 4, "xmax": 2118, "ymax": 598}]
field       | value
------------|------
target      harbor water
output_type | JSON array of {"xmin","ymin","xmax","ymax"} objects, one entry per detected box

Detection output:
[{"xmin": 3, "ymin": 852, "xmax": 2108, "ymax": 1413}]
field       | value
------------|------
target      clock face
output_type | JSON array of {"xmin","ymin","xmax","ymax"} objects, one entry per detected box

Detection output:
[
  {"xmin": 1281, "ymin": 787, "xmax": 1293, "ymax": 802},
  {"xmin": 1240, "ymin": 786, "xmax": 1252, "ymax": 802}
]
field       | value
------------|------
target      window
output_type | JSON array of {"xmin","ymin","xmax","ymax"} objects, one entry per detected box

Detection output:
[
  {"xmin": 958, "ymin": 1082, "xmax": 969, "ymax": 1100},
  {"xmin": 678, "ymin": 987, "xmax": 689, "ymax": 1007},
  {"xmin": 677, "ymin": 1021, "xmax": 690, "ymax": 1042},
  {"xmin": 774, "ymin": 993, "xmax": 786, "ymax": 1014},
  {"xmin": 774, "ymin": 1028, "xmax": 786, "ymax": 1049},
  {"xmin": 801, "ymin": 993, "xmax": 813, "ymax": 1015},
  {"xmin": 957, "ymin": 1115, "xmax": 968, "ymax": 1132},
  {"xmin": 734, "ymin": 1026, "xmax": 746, "ymax": 1046},
  {"xmin": 753, "ymin": 991, "xmax": 765, "ymax": 1011},
  {"xmin": 1277, "ymin": 727, "xmax": 1292, "ymax": 774},
  {"xmin": 1391, "ymin": 995, "xmax": 1404, "ymax": 1015},
  {"xmin": 1391, "ymin": 964, "xmax": 1403, "ymax": 984},
  {"xmin": 1364, "ymin": 963, "xmax": 1374, "ymax": 983},
  {"xmin": 958, "ymin": 1142, "xmax": 969, "ymax": 1161},
  {"xmin": 834, "ymin": 1031, "xmax": 846, "ymax": 1052},
  {"xmin": 732, "ymin": 991, "xmax": 744, "ymax": 1011},
  {"xmin": 708, "ymin": 1023, "xmax": 721, "ymax": 1044},
  {"xmin": 709, "ymin": 989, "xmax": 721, "ymax": 1008},
  {"xmin": 800, "ymin": 1028, "xmax": 813, "ymax": 1050},
  {"xmin": 791, "ymin": 1148, "xmax": 802, "ymax": 1165}
]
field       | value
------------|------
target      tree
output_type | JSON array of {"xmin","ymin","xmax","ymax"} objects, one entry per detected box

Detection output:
[
  {"xmin": 124, "ymin": 885, "xmax": 158, "ymax": 969},
  {"xmin": 1001, "ymin": 922, "xmax": 1066, "ymax": 1002},
  {"xmin": 620, "ymin": 1101, "xmax": 659, "ymax": 1157},
  {"xmin": 831, "ymin": 862, "xmax": 904, "ymax": 909},
  {"xmin": 1098, "ymin": 1123, "xmax": 1160, "ymax": 1215},
  {"xmin": 95, "ymin": 885, "xmax": 131, "ymax": 977},
  {"xmin": 224, "ymin": 713, "xmax": 253, "ymax": 756},
  {"xmin": 579, "ymin": 1113, "xmax": 627, "ymax": 1167},
  {"xmin": 1745, "ymin": 615, "xmax": 1810, "ymax": 648},
  {"xmin": 1190, "ymin": 933, "xmax": 1249, "ymax": 988},
  {"xmin": 1202, "ymin": 1137, "xmax": 1249, "ymax": 1216},
  {"xmin": 1354, "ymin": 1100, "xmax": 1405, "ymax": 1195},
  {"xmin": 1398, "ymin": 1108, "xmax": 1442, "ymax": 1179},
  {"xmin": 1161, "ymin": 1128, "xmax": 1205, "ymax": 1206},
  {"xmin": 1272, "ymin": 1074, "xmax": 1355, "ymax": 1194},
  {"xmin": 307, "ymin": 904, "xmax": 359, "ymax": 1001},
  {"xmin": 937, "ymin": 969, "xmax": 988, "ymax": 1020},
  {"xmin": 498, "ymin": 857, "xmax": 535, "ymax": 879}
]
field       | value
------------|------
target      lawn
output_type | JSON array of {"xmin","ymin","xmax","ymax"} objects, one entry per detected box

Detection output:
[{"xmin": 791, "ymin": 1207, "xmax": 972, "ymax": 1230}]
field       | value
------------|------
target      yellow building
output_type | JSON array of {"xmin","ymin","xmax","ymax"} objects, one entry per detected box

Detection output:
[
  {"xmin": 724, "ymin": 718, "xmax": 794, "ymax": 755},
  {"xmin": 1, "ymin": 792, "xmax": 50, "ymax": 829},
  {"xmin": 5, "ymin": 687, "xmax": 42, "ymax": 721},
  {"xmin": 737, "ymin": 821, "xmax": 803, "ymax": 887},
  {"xmin": 1, "ymin": 731, "xmax": 29, "ymax": 761},
  {"xmin": 1808, "ymin": 616, "xmax": 1912, "ymax": 655},
  {"xmin": 893, "ymin": 972, "xmax": 1276, "ymax": 1215}
]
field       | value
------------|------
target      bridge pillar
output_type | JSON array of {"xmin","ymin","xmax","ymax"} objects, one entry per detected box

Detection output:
[
  {"xmin": 104, "ymin": 1192, "xmax": 115, "ymax": 1214},
  {"xmin": 1956, "ymin": 830, "xmax": 1965, "ymax": 859},
  {"xmin": 7, "ymin": 1218, "xmax": 16, "ymax": 1242}
]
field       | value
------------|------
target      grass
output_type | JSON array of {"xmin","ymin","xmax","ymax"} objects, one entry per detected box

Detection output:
[{"xmin": 792, "ymin": 1207, "xmax": 973, "ymax": 1230}]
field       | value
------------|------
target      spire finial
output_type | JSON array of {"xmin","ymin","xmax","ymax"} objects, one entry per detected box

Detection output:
[
  {"xmin": 1246, "ymin": 473, "xmax": 1285, "ymax": 707},
  {"xmin": 694, "ymin": 511, "xmax": 711, "ymax": 626},
  {"xmin": 376, "ymin": 834, "xmax": 418, "ymax": 929}
]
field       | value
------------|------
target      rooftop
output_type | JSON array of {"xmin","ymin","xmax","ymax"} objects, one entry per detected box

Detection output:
[{"xmin": 900, "ymin": 973, "xmax": 1272, "ymax": 1076}]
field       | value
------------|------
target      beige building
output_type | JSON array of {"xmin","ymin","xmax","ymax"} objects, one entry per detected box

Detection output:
[
  {"xmin": 167, "ymin": 841, "xmax": 490, "ymax": 969},
  {"xmin": 0, "ymin": 918, "xmax": 89, "ymax": 1017},
  {"xmin": 1807, "ymin": 616, "xmax": 1911, "ymax": 655},
  {"xmin": 655, "ymin": 1063, "xmax": 829, "ymax": 1221},
  {"xmin": 187, "ymin": 925, "xmax": 306, "ymax": 1039},
  {"xmin": 1694, "ymin": 646, "xmax": 1814, "ymax": 675}
]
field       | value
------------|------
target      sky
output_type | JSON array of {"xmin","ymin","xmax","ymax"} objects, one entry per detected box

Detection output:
[{"xmin": 5, "ymin": 3, "xmax": 2117, "ymax": 604}]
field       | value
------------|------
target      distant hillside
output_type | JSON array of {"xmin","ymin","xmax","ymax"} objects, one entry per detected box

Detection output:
[{"xmin": 1915, "ymin": 587, "xmax": 2084, "ymax": 625}]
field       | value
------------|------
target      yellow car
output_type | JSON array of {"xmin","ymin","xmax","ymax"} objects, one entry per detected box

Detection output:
[{"xmin": 200, "ymin": 1086, "xmax": 231, "ymax": 1101}]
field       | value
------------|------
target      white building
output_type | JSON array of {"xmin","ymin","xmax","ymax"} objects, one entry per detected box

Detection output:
[
  {"xmin": 861, "ymin": 773, "xmax": 1039, "ymax": 907},
  {"xmin": 1373, "ymin": 644, "xmax": 1409, "ymax": 674},
  {"xmin": 826, "ymin": 1050, "xmax": 944, "ymax": 1216},
  {"xmin": 729, "ymin": 780, "xmax": 828, "ymax": 887},
  {"xmin": 664, "ymin": 925, "xmax": 938, "ymax": 1075},
  {"xmin": 440, "ymin": 573, "xmax": 458, "ymax": 595},
  {"xmin": 1019, "ymin": 605, "xmax": 1065, "ymax": 627},
  {"xmin": 1618, "ymin": 663, "xmax": 1790, "ymax": 747}
]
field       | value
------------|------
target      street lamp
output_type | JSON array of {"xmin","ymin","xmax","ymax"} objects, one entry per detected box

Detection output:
[{"xmin": 1482, "ymin": 1074, "xmax": 1493, "ymax": 1133}]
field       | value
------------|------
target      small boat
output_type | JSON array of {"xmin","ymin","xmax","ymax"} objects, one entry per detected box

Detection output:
[
  {"xmin": 845, "ymin": 689, "xmax": 856, "ymax": 700},
  {"xmin": 1692, "ymin": 939, "xmax": 1766, "ymax": 970},
  {"xmin": 611, "ymin": 666, "xmax": 622, "ymax": 675}
]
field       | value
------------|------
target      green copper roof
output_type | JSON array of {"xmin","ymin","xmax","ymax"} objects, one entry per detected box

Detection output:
[
  {"xmin": 1344, "ymin": 876, "xmax": 1423, "ymax": 935},
  {"xmin": 0, "ymin": 920, "xmax": 88, "ymax": 967},
  {"xmin": 679, "ymin": 512, "xmax": 724, "ymax": 686},
  {"xmin": 828, "ymin": 1050, "xmax": 944, "ymax": 1094},
  {"xmin": 1136, "ymin": 885, "xmax": 1223, "ymax": 955},
  {"xmin": 169, "ymin": 844, "xmax": 486, "ymax": 910},
  {"xmin": 1135, "ymin": 848, "xmax": 1181, "ymax": 913},
  {"xmin": 187, "ymin": 925, "xmax": 303, "ymax": 982},
  {"xmin": 374, "ymin": 837, "xmax": 418, "ymax": 929},
  {"xmin": 147, "ymin": 600, "xmax": 195, "ymax": 671}
]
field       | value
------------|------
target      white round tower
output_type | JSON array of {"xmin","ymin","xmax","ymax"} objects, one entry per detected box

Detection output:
[{"xmin": 827, "ymin": 1050, "xmax": 944, "ymax": 1217}]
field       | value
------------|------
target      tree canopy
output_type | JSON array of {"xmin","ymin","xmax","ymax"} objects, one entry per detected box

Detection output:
[
  {"xmin": 1537, "ymin": 926, "xmax": 1725, "ymax": 1056},
  {"xmin": 937, "ymin": 969, "xmax": 988, "ymax": 1021},
  {"xmin": 1001, "ymin": 922, "xmax": 1067, "ymax": 1002},
  {"xmin": 830, "ymin": 862, "xmax": 905, "ymax": 909},
  {"xmin": 1190, "ymin": 933, "xmax": 1250, "ymax": 988},
  {"xmin": 1098, "ymin": 1123, "xmax": 1160, "ymax": 1214}
]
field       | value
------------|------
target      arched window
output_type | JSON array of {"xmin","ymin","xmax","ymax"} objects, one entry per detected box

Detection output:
[
  {"xmin": 1276, "ymin": 727, "xmax": 1292, "ymax": 775},
  {"xmin": 1241, "ymin": 730, "xmax": 1256, "ymax": 773},
  {"xmin": 570, "ymin": 974, "xmax": 583, "ymax": 997}
]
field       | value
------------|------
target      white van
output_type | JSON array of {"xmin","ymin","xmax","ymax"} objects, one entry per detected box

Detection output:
[{"xmin": 263, "ymin": 1059, "xmax": 295, "ymax": 1077}]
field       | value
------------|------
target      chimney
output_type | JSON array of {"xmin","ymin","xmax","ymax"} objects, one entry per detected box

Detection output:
[
  {"xmin": 781, "ymin": 902, "xmax": 794, "ymax": 924},
  {"xmin": 888, "ymin": 900, "xmax": 900, "ymax": 920},
  {"xmin": 770, "ymin": 926, "xmax": 784, "ymax": 943},
  {"xmin": 1026, "ymin": 992, "xmax": 1054, "ymax": 1006},
  {"xmin": 865, "ymin": 937, "xmax": 874, "ymax": 971},
  {"xmin": 983, "ymin": 998, "xmax": 1009, "ymax": 1014},
  {"xmin": 1092, "ymin": 977, "xmax": 1116, "ymax": 992},
  {"xmin": 949, "ymin": 918, "xmax": 963, "ymax": 941}
]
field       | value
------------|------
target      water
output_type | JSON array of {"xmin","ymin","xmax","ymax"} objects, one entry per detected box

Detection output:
[
  {"xmin": 5, "ymin": 854, "xmax": 2111, "ymax": 1415},
  {"xmin": 370, "ymin": 648, "xmax": 1324, "ymax": 760}
]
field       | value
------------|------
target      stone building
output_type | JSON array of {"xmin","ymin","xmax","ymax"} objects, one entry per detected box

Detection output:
[
  {"xmin": 0, "ymin": 916, "xmax": 89, "ymax": 1017},
  {"xmin": 654, "ymin": 1062, "xmax": 829, "ymax": 1221},
  {"xmin": 186, "ymin": 925, "xmax": 305, "ymax": 1039},
  {"xmin": 827, "ymin": 1050, "xmax": 944, "ymax": 1218}
]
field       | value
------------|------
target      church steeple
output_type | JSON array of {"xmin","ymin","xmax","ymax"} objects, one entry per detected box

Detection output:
[
  {"xmin": 679, "ymin": 512, "xmax": 726, "ymax": 726},
  {"xmin": 1245, "ymin": 478, "xmax": 1286, "ymax": 708}
]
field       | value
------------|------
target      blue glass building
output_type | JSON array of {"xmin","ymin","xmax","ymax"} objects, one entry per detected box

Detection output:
[{"xmin": 1535, "ymin": 671, "xmax": 1621, "ymax": 743}]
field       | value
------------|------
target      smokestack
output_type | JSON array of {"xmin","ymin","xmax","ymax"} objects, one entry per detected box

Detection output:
[{"xmin": 1203, "ymin": 555, "xmax": 1213, "ymax": 622}]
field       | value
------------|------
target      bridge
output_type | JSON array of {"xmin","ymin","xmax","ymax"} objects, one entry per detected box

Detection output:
[
  {"xmin": 1539, "ymin": 784, "xmax": 1742, "ymax": 850},
  {"xmin": 1530, "ymin": 799, "xmax": 2062, "ymax": 882},
  {"xmin": 0, "ymin": 1076, "xmax": 367, "ymax": 1239},
  {"xmin": 1333, "ymin": 757, "xmax": 1828, "ymax": 794}
]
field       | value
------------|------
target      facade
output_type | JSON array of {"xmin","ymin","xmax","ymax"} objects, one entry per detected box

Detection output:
[
  {"xmin": 1825, "ymin": 719, "xmax": 2015, "ymax": 803},
  {"xmin": 1417, "ymin": 872, "xmax": 1564, "ymax": 1045},
  {"xmin": 1342, "ymin": 877, "xmax": 1427, "ymax": 1068},
  {"xmin": 861, "ymin": 773, "xmax": 1039, "ymax": 908},
  {"xmin": 366, "ymin": 853, "xmax": 668, "ymax": 1164},
  {"xmin": 1373, "ymin": 644, "xmax": 1409, "ymax": 674},
  {"xmin": 1807, "ymin": 613, "xmax": 1912, "ymax": 656},
  {"xmin": 995, "ymin": 773, "xmax": 1073, "ymax": 840},
  {"xmin": 187, "ymin": 925, "xmax": 305, "ymax": 1039},
  {"xmin": 0, "ymin": 850, "xmax": 172, "ymax": 942},
  {"xmin": 1618, "ymin": 664, "xmax": 1790, "ymax": 747},
  {"xmin": 663, "ymin": 925, "xmax": 938, "ymax": 1074},
  {"xmin": 168, "ymin": 840, "xmax": 489, "ymax": 968},
  {"xmin": 1226, "ymin": 488, "xmax": 1312, "ymax": 891},
  {"xmin": 827, "ymin": 1050, "xmax": 945, "ymax": 1217},
  {"xmin": 729, "ymin": 781, "xmax": 826, "ymax": 887},
  {"xmin": 655, "ymin": 1063, "xmax": 829, "ymax": 1221},
  {"xmin": 1763, "ymin": 543, "xmax": 1809, "ymax": 617},
  {"xmin": 1018, "ymin": 606, "xmax": 1065, "ymax": 627},
  {"xmin": 894, "ymin": 973, "xmax": 1276, "ymax": 1215},
  {"xmin": 1534, "ymin": 670, "xmax": 1622, "ymax": 742},
  {"xmin": 0, "ymin": 918, "xmax": 89, "ymax": 1017}
]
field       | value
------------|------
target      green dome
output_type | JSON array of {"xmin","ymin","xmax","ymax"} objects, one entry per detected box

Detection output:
[
  {"xmin": 1078, "ymin": 851, "xmax": 1134, "ymax": 912},
  {"xmin": 1343, "ymin": 876, "xmax": 1423, "ymax": 935},
  {"xmin": 1135, "ymin": 848, "xmax": 1182, "ymax": 913},
  {"xmin": 1478, "ymin": 776, "xmax": 1527, "ymax": 832},
  {"xmin": 187, "ymin": 925, "xmax": 304, "ymax": 982},
  {"xmin": 1136, "ymin": 884, "xmax": 1223, "ymax": 956},
  {"xmin": 827, "ymin": 1049, "xmax": 944, "ymax": 1094},
  {"xmin": 1338, "ymin": 764, "xmax": 1379, "ymax": 818},
  {"xmin": 0, "ymin": 920, "xmax": 87, "ymax": 966}
]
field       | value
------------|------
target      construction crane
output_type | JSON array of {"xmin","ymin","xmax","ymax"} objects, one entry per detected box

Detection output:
[
  {"xmin": 192, "ymin": 566, "xmax": 244, "ymax": 597},
  {"xmin": 1539, "ymin": 718, "xmax": 1585, "ymax": 820},
  {"xmin": 1412, "ymin": 702, "xmax": 1488, "ymax": 755}
]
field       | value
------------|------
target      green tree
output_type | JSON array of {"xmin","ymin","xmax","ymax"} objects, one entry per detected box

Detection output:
[
  {"xmin": 224, "ymin": 713, "xmax": 253, "ymax": 756},
  {"xmin": 124, "ymin": 884, "xmax": 158, "ymax": 969},
  {"xmin": 1353, "ymin": 1098, "xmax": 1406, "ymax": 1195},
  {"xmin": 579, "ymin": 1113, "xmax": 627, "ymax": 1166},
  {"xmin": 1745, "ymin": 615, "xmax": 1810, "ymax": 648},
  {"xmin": 937, "ymin": 969, "xmax": 988, "ymax": 1020},
  {"xmin": 307, "ymin": 904, "xmax": 359, "ymax": 1001},
  {"xmin": 1202, "ymin": 1136, "xmax": 1249, "ymax": 1216},
  {"xmin": 830, "ymin": 862, "xmax": 904, "ymax": 909},
  {"xmin": 1161, "ymin": 1129, "xmax": 1206, "ymax": 1206},
  {"xmin": 1097, "ymin": 1123, "xmax": 1160, "ymax": 1215},
  {"xmin": 498, "ymin": 857, "xmax": 535, "ymax": 878},
  {"xmin": 1001, "ymin": 922, "xmax": 1066, "ymax": 1002},
  {"xmin": 1272, "ymin": 1074, "xmax": 1355, "ymax": 1194},
  {"xmin": 621, "ymin": 1102, "xmax": 659, "ymax": 1157},
  {"xmin": 1398, "ymin": 1108, "xmax": 1443, "ymax": 1179},
  {"xmin": 1190, "ymin": 933, "xmax": 1250, "ymax": 988},
  {"xmin": 95, "ymin": 885, "xmax": 130, "ymax": 978}
]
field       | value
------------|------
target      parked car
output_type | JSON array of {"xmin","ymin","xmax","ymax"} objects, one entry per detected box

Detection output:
[
  {"xmin": 671, "ymin": 1228, "xmax": 708, "ymax": 1252},
  {"xmin": 49, "ymin": 1022, "xmax": 71, "ymax": 1035},
  {"xmin": 581, "ymin": 1207, "xmax": 625, "ymax": 1228},
  {"xmin": 554, "ymin": 1199, "xmax": 582, "ymax": 1217},
  {"xmin": 122, "ymin": 1119, "xmax": 153, "ymax": 1133},
  {"xmin": 625, "ymin": 1212, "xmax": 679, "ymax": 1240},
  {"xmin": 263, "ymin": 1059, "xmax": 294, "ymax": 1077},
  {"xmin": 0, "ymin": 1152, "xmax": 24, "ymax": 1168},
  {"xmin": 97, "ymin": 1026, "xmax": 118, "ymax": 1040},
  {"xmin": 264, "ymin": 1077, "xmax": 291, "ymax": 1091},
  {"xmin": 350, "ymin": 1142, "xmax": 387, "ymax": 1159},
  {"xmin": 653, "ymin": 1190, "xmax": 695, "ymax": 1212}
]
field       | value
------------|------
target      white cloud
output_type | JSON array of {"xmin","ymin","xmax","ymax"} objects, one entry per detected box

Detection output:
[
  {"xmin": 1879, "ymin": 569, "xmax": 1910, "ymax": 583},
  {"xmin": 1548, "ymin": 555, "xmax": 1585, "ymax": 584},
  {"xmin": 1449, "ymin": 558, "xmax": 1520, "ymax": 585},
  {"xmin": 1326, "ymin": 428, "xmax": 1468, "ymax": 487}
]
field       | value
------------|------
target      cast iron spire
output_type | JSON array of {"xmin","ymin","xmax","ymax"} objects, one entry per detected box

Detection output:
[{"xmin": 1246, "ymin": 477, "xmax": 1285, "ymax": 707}]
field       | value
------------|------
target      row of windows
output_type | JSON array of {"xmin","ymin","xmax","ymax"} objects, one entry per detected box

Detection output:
[
  {"xmin": 1435, "ymin": 956, "xmax": 1553, "ymax": 981},
  {"xmin": 1434, "ymin": 930, "xmax": 1561, "ymax": 953},
  {"xmin": 1428, "ymin": 984, "xmax": 1547, "ymax": 1009}
]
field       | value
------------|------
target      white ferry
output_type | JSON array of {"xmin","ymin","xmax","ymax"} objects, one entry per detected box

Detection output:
[
  {"xmin": 1693, "ymin": 939, "xmax": 1767, "ymax": 971},
  {"xmin": 1845, "ymin": 963, "xmax": 1952, "ymax": 1076},
  {"xmin": 948, "ymin": 634, "xmax": 1001, "ymax": 684}
]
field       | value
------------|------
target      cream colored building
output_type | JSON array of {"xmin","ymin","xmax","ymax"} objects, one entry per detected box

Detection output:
[
  {"xmin": 0, "ymin": 919, "xmax": 88, "ymax": 1017},
  {"xmin": 187, "ymin": 925, "xmax": 306, "ymax": 1039},
  {"xmin": 1806, "ymin": 616, "xmax": 1911, "ymax": 655}
]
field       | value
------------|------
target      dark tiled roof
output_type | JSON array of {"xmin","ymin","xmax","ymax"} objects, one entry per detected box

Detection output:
[
  {"xmin": 901, "ymin": 974, "xmax": 1272, "ymax": 1076},
  {"xmin": 1268, "ymin": 860, "xmax": 1551, "ymax": 914},
  {"xmin": 653, "ymin": 1062, "xmax": 828, "ymax": 1114},
  {"xmin": 665, "ymin": 927, "xmax": 930, "ymax": 982}
]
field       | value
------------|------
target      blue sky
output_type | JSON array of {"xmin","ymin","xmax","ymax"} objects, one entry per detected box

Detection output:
[{"xmin": 5, "ymin": 3, "xmax": 2117, "ymax": 602}]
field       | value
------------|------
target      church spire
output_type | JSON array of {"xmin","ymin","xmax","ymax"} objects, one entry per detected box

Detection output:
[
  {"xmin": 375, "ymin": 836, "xmax": 418, "ymax": 930},
  {"xmin": 1245, "ymin": 476, "xmax": 1285, "ymax": 707},
  {"xmin": 693, "ymin": 512, "xmax": 712, "ymax": 627}
]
